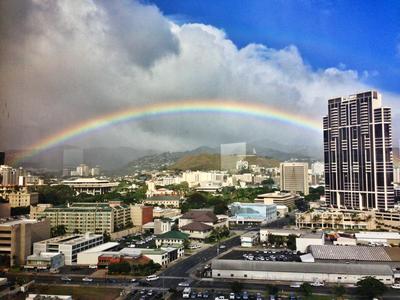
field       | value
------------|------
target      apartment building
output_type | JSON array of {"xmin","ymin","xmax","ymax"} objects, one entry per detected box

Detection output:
[
  {"xmin": 131, "ymin": 204, "xmax": 153, "ymax": 226},
  {"xmin": 0, "ymin": 187, "xmax": 38, "ymax": 208},
  {"xmin": 0, "ymin": 218, "xmax": 50, "ymax": 266},
  {"xmin": 35, "ymin": 202, "xmax": 131, "ymax": 234}
]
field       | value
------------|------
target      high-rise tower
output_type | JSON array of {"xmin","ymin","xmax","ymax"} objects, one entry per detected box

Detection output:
[{"xmin": 323, "ymin": 91, "xmax": 394, "ymax": 211}]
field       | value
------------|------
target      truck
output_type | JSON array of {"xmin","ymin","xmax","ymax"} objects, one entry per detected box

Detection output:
[{"xmin": 182, "ymin": 287, "xmax": 191, "ymax": 298}]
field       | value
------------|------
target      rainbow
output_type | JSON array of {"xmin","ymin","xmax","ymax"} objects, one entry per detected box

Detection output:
[{"xmin": 12, "ymin": 99, "xmax": 322, "ymax": 164}]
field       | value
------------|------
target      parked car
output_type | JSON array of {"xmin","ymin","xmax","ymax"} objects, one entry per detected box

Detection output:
[
  {"xmin": 178, "ymin": 281, "xmax": 190, "ymax": 287},
  {"xmin": 82, "ymin": 277, "xmax": 93, "ymax": 282},
  {"xmin": 289, "ymin": 282, "xmax": 301, "ymax": 288},
  {"xmin": 229, "ymin": 293, "xmax": 235, "ymax": 300},
  {"xmin": 392, "ymin": 283, "xmax": 400, "ymax": 289},
  {"xmin": 311, "ymin": 281, "xmax": 324, "ymax": 287},
  {"xmin": 61, "ymin": 276, "xmax": 71, "ymax": 282}
]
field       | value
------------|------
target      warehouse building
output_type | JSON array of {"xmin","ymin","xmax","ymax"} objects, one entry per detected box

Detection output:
[{"xmin": 211, "ymin": 259, "xmax": 394, "ymax": 284}]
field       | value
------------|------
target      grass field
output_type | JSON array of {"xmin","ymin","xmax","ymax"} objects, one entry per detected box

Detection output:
[{"xmin": 28, "ymin": 284, "xmax": 122, "ymax": 300}]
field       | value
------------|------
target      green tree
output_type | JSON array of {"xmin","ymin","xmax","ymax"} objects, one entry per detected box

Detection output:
[
  {"xmin": 300, "ymin": 282, "xmax": 313, "ymax": 297},
  {"xmin": 356, "ymin": 276, "xmax": 387, "ymax": 299},
  {"xmin": 332, "ymin": 284, "xmax": 345, "ymax": 299},
  {"xmin": 266, "ymin": 284, "xmax": 279, "ymax": 296},
  {"xmin": 103, "ymin": 231, "xmax": 111, "ymax": 242},
  {"xmin": 286, "ymin": 234, "xmax": 297, "ymax": 250},
  {"xmin": 230, "ymin": 281, "xmax": 243, "ymax": 294},
  {"xmin": 51, "ymin": 225, "xmax": 66, "ymax": 237},
  {"xmin": 108, "ymin": 261, "xmax": 131, "ymax": 274}
]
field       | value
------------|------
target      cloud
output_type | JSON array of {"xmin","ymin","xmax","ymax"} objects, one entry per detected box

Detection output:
[{"xmin": 0, "ymin": 0, "xmax": 398, "ymax": 157}]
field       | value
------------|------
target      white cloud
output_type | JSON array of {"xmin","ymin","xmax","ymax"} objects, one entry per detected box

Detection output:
[{"xmin": 0, "ymin": 0, "xmax": 398, "ymax": 155}]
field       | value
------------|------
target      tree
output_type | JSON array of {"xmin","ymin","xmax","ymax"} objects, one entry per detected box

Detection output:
[
  {"xmin": 103, "ymin": 231, "xmax": 111, "ymax": 242},
  {"xmin": 300, "ymin": 282, "xmax": 313, "ymax": 297},
  {"xmin": 51, "ymin": 225, "xmax": 66, "ymax": 237},
  {"xmin": 230, "ymin": 281, "xmax": 243, "ymax": 294},
  {"xmin": 286, "ymin": 234, "xmax": 297, "ymax": 250},
  {"xmin": 332, "ymin": 284, "xmax": 345, "ymax": 299},
  {"xmin": 183, "ymin": 238, "xmax": 190, "ymax": 249},
  {"xmin": 356, "ymin": 276, "xmax": 387, "ymax": 299},
  {"xmin": 108, "ymin": 261, "xmax": 131, "ymax": 274},
  {"xmin": 266, "ymin": 284, "xmax": 279, "ymax": 296}
]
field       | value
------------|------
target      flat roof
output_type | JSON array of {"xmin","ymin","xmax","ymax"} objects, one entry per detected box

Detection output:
[
  {"xmin": 78, "ymin": 242, "xmax": 119, "ymax": 253},
  {"xmin": 355, "ymin": 232, "xmax": 400, "ymax": 239},
  {"xmin": 36, "ymin": 233, "xmax": 102, "ymax": 245},
  {"xmin": 300, "ymin": 232, "xmax": 324, "ymax": 239},
  {"xmin": 212, "ymin": 259, "xmax": 393, "ymax": 276},
  {"xmin": 0, "ymin": 218, "xmax": 40, "ymax": 226}
]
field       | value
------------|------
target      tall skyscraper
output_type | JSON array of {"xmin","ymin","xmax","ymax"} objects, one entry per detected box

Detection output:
[
  {"xmin": 280, "ymin": 162, "xmax": 309, "ymax": 195},
  {"xmin": 323, "ymin": 91, "xmax": 394, "ymax": 211}
]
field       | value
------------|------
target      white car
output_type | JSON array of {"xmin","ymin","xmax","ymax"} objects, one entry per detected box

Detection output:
[
  {"xmin": 392, "ymin": 283, "xmax": 400, "ymax": 289},
  {"xmin": 82, "ymin": 277, "xmax": 93, "ymax": 282},
  {"xmin": 146, "ymin": 274, "xmax": 159, "ymax": 281},
  {"xmin": 130, "ymin": 278, "xmax": 137, "ymax": 283},
  {"xmin": 311, "ymin": 281, "xmax": 324, "ymax": 287},
  {"xmin": 89, "ymin": 265, "xmax": 98, "ymax": 269},
  {"xmin": 229, "ymin": 292, "xmax": 235, "ymax": 299},
  {"xmin": 178, "ymin": 281, "xmax": 190, "ymax": 287},
  {"xmin": 290, "ymin": 282, "xmax": 301, "ymax": 288},
  {"xmin": 61, "ymin": 276, "xmax": 71, "ymax": 282},
  {"xmin": 215, "ymin": 296, "xmax": 227, "ymax": 300}
]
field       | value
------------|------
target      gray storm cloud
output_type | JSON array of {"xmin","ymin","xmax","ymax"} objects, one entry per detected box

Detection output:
[{"xmin": 0, "ymin": 0, "xmax": 398, "ymax": 154}]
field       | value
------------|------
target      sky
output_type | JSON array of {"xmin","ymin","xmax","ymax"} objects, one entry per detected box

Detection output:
[{"xmin": 0, "ymin": 0, "xmax": 399, "ymax": 158}]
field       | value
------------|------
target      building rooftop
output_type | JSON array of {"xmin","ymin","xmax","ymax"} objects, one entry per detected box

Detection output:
[
  {"xmin": 355, "ymin": 232, "xmax": 400, "ymax": 240},
  {"xmin": 77, "ymin": 242, "xmax": 119, "ymax": 254},
  {"xmin": 156, "ymin": 230, "xmax": 189, "ymax": 240},
  {"xmin": 310, "ymin": 245, "xmax": 392, "ymax": 262},
  {"xmin": 299, "ymin": 232, "xmax": 324, "ymax": 239},
  {"xmin": 181, "ymin": 221, "xmax": 214, "ymax": 232},
  {"xmin": 257, "ymin": 191, "xmax": 296, "ymax": 198},
  {"xmin": 36, "ymin": 233, "xmax": 102, "ymax": 245},
  {"xmin": 146, "ymin": 195, "xmax": 181, "ymax": 201},
  {"xmin": 0, "ymin": 218, "xmax": 41, "ymax": 226},
  {"xmin": 181, "ymin": 210, "xmax": 218, "ymax": 223},
  {"xmin": 212, "ymin": 259, "xmax": 393, "ymax": 276}
]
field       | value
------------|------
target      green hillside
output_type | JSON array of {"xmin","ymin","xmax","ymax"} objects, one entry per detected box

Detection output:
[{"xmin": 170, "ymin": 153, "xmax": 280, "ymax": 171}]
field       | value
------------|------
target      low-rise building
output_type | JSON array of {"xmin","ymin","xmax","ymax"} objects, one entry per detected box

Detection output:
[
  {"xmin": 33, "ymin": 233, "xmax": 103, "ymax": 265},
  {"xmin": 25, "ymin": 252, "xmax": 65, "ymax": 270},
  {"xmin": 211, "ymin": 259, "xmax": 394, "ymax": 284},
  {"xmin": 355, "ymin": 231, "xmax": 400, "ymax": 246},
  {"xmin": 259, "ymin": 228, "xmax": 304, "ymax": 243},
  {"xmin": 152, "ymin": 207, "xmax": 181, "ymax": 219},
  {"xmin": 180, "ymin": 222, "xmax": 214, "ymax": 240},
  {"xmin": 229, "ymin": 203, "xmax": 277, "ymax": 225},
  {"xmin": 241, "ymin": 231, "xmax": 259, "ymax": 247},
  {"xmin": 154, "ymin": 230, "xmax": 189, "ymax": 247},
  {"xmin": 143, "ymin": 195, "xmax": 182, "ymax": 208},
  {"xmin": 154, "ymin": 218, "xmax": 172, "ymax": 235},
  {"xmin": 296, "ymin": 232, "xmax": 325, "ymax": 252},
  {"xmin": 60, "ymin": 178, "xmax": 119, "ymax": 195},
  {"xmin": 76, "ymin": 242, "xmax": 120, "ymax": 265},
  {"xmin": 0, "ymin": 218, "xmax": 50, "ymax": 266},
  {"xmin": 254, "ymin": 191, "xmax": 298, "ymax": 208}
]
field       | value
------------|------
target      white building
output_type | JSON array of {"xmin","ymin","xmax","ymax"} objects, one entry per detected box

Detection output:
[
  {"xmin": 60, "ymin": 178, "xmax": 119, "ymax": 195},
  {"xmin": 211, "ymin": 259, "xmax": 394, "ymax": 285},
  {"xmin": 355, "ymin": 231, "xmax": 400, "ymax": 245},
  {"xmin": 76, "ymin": 242, "xmax": 121, "ymax": 265},
  {"xmin": 33, "ymin": 233, "xmax": 103, "ymax": 265},
  {"xmin": 240, "ymin": 231, "xmax": 259, "ymax": 247},
  {"xmin": 311, "ymin": 162, "xmax": 324, "ymax": 176},
  {"xmin": 296, "ymin": 232, "xmax": 325, "ymax": 252}
]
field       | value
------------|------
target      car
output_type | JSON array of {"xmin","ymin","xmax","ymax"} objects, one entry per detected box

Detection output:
[
  {"xmin": 191, "ymin": 291, "xmax": 197, "ymax": 298},
  {"xmin": 203, "ymin": 291, "xmax": 209, "ymax": 298},
  {"xmin": 178, "ymin": 281, "xmax": 190, "ymax": 287},
  {"xmin": 140, "ymin": 290, "xmax": 146, "ymax": 295},
  {"xmin": 130, "ymin": 278, "xmax": 137, "ymax": 283},
  {"xmin": 310, "ymin": 281, "xmax": 324, "ymax": 287},
  {"xmin": 147, "ymin": 290, "xmax": 153, "ymax": 296},
  {"xmin": 82, "ymin": 277, "xmax": 93, "ymax": 282},
  {"xmin": 219, "ymin": 245, "xmax": 226, "ymax": 249},
  {"xmin": 89, "ymin": 264, "xmax": 98, "ymax": 269},
  {"xmin": 215, "ymin": 296, "xmax": 227, "ymax": 300},
  {"xmin": 289, "ymin": 282, "xmax": 301, "ymax": 288},
  {"xmin": 197, "ymin": 291, "xmax": 203, "ymax": 298},
  {"xmin": 392, "ymin": 283, "xmax": 400, "ymax": 289},
  {"xmin": 61, "ymin": 276, "xmax": 71, "ymax": 282},
  {"xmin": 242, "ymin": 292, "xmax": 249, "ymax": 300},
  {"xmin": 269, "ymin": 295, "xmax": 275, "ymax": 300},
  {"xmin": 229, "ymin": 293, "xmax": 235, "ymax": 300},
  {"xmin": 146, "ymin": 274, "xmax": 159, "ymax": 281}
]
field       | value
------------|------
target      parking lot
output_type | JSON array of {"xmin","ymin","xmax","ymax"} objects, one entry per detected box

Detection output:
[{"xmin": 220, "ymin": 250, "xmax": 302, "ymax": 262}]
